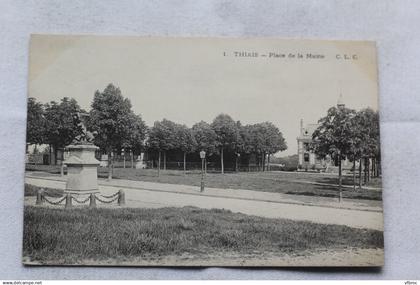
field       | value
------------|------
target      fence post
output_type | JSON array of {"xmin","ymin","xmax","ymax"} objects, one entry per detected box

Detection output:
[
  {"xmin": 118, "ymin": 189, "xmax": 125, "ymax": 206},
  {"xmin": 89, "ymin": 193, "xmax": 96, "ymax": 208},
  {"xmin": 65, "ymin": 194, "xmax": 72, "ymax": 208},
  {"xmin": 36, "ymin": 188, "xmax": 44, "ymax": 205}
]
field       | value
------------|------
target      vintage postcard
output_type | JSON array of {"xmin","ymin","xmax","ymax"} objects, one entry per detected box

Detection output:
[{"xmin": 24, "ymin": 35, "xmax": 383, "ymax": 266}]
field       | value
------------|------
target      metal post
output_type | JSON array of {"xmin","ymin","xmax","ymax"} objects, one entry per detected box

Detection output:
[
  {"xmin": 36, "ymin": 188, "xmax": 44, "ymax": 205},
  {"xmin": 200, "ymin": 158, "xmax": 205, "ymax": 192},
  {"xmin": 65, "ymin": 194, "xmax": 72, "ymax": 208},
  {"xmin": 123, "ymin": 150, "xmax": 126, "ymax": 168},
  {"xmin": 89, "ymin": 193, "xmax": 96, "ymax": 208},
  {"xmin": 118, "ymin": 189, "xmax": 125, "ymax": 206},
  {"xmin": 204, "ymin": 158, "xmax": 207, "ymax": 175}
]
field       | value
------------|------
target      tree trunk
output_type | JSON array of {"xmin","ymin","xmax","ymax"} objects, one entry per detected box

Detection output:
[
  {"xmin": 131, "ymin": 150, "xmax": 134, "ymax": 169},
  {"xmin": 352, "ymin": 155, "xmax": 356, "ymax": 191},
  {"xmin": 264, "ymin": 153, "xmax": 267, "ymax": 171},
  {"xmin": 123, "ymin": 150, "xmax": 126, "ymax": 168},
  {"xmin": 54, "ymin": 146, "xmax": 58, "ymax": 165},
  {"xmin": 260, "ymin": 154, "xmax": 263, "ymax": 171},
  {"xmin": 235, "ymin": 155, "xmax": 238, "ymax": 172},
  {"xmin": 158, "ymin": 151, "xmax": 161, "ymax": 177},
  {"xmin": 107, "ymin": 149, "xmax": 112, "ymax": 180},
  {"xmin": 358, "ymin": 158, "xmax": 362, "ymax": 189},
  {"xmin": 183, "ymin": 151, "xmax": 186, "ymax": 176},
  {"xmin": 48, "ymin": 144, "xmax": 52, "ymax": 165},
  {"xmin": 367, "ymin": 158, "xmax": 370, "ymax": 183},
  {"xmin": 261, "ymin": 154, "xmax": 265, "ymax": 172},
  {"xmin": 371, "ymin": 158, "xmax": 375, "ymax": 178},
  {"xmin": 363, "ymin": 157, "xmax": 367, "ymax": 185},
  {"xmin": 220, "ymin": 147, "xmax": 224, "ymax": 174},
  {"xmin": 257, "ymin": 155, "xmax": 260, "ymax": 171},
  {"xmin": 267, "ymin": 153, "xmax": 271, "ymax": 171},
  {"xmin": 204, "ymin": 158, "xmax": 207, "ymax": 174},
  {"xmin": 33, "ymin": 144, "xmax": 37, "ymax": 165},
  {"xmin": 163, "ymin": 151, "xmax": 166, "ymax": 170},
  {"xmin": 338, "ymin": 152, "xmax": 342, "ymax": 202}
]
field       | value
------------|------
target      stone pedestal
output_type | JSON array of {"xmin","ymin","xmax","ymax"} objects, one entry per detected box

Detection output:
[{"xmin": 63, "ymin": 144, "xmax": 100, "ymax": 194}]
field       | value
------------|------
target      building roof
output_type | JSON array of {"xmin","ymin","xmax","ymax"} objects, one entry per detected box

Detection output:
[{"xmin": 297, "ymin": 123, "xmax": 320, "ymax": 141}]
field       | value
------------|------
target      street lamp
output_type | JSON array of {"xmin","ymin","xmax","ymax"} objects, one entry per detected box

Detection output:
[
  {"xmin": 199, "ymin": 150, "xmax": 206, "ymax": 192},
  {"xmin": 236, "ymin": 153, "xmax": 240, "ymax": 172}
]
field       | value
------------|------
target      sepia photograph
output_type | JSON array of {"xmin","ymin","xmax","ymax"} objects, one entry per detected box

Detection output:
[{"xmin": 23, "ymin": 35, "xmax": 383, "ymax": 266}]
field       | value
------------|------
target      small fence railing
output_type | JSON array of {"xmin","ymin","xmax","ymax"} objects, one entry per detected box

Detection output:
[{"xmin": 35, "ymin": 189, "xmax": 125, "ymax": 208}]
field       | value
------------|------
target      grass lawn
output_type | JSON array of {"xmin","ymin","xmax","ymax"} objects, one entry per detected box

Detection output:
[
  {"xmin": 26, "ymin": 164, "xmax": 382, "ymax": 201},
  {"xmin": 23, "ymin": 206, "xmax": 383, "ymax": 265},
  {"xmin": 25, "ymin": 183, "xmax": 63, "ymax": 197},
  {"xmin": 100, "ymin": 168, "xmax": 382, "ymax": 201}
]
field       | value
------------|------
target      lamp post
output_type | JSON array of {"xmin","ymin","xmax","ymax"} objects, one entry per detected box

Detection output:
[
  {"xmin": 200, "ymin": 150, "xmax": 206, "ymax": 192},
  {"xmin": 236, "ymin": 153, "xmax": 241, "ymax": 172}
]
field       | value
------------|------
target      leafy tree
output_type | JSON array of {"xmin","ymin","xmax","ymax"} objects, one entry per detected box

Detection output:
[
  {"xmin": 87, "ymin": 84, "xmax": 135, "ymax": 179},
  {"xmin": 192, "ymin": 121, "xmax": 218, "ymax": 155},
  {"xmin": 175, "ymin": 124, "xmax": 197, "ymax": 175},
  {"xmin": 347, "ymin": 114, "xmax": 365, "ymax": 189},
  {"xmin": 311, "ymin": 106, "xmax": 356, "ymax": 201},
  {"xmin": 232, "ymin": 121, "xmax": 244, "ymax": 171},
  {"xmin": 237, "ymin": 124, "xmax": 257, "ymax": 171},
  {"xmin": 238, "ymin": 124, "xmax": 255, "ymax": 155},
  {"xmin": 123, "ymin": 113, "xmax": 148, "ymax": 155},
  {"xmin": 26, "ymin": 97, "xmax": 46, "ymax": 148},
  {"xmin": 261, "ymin": 122, "xmax": 287, "ymax": 170},
  {"xmin": 147, "ymin": 119, "xmax": 178, "ymax": 175},
  {"xmin": 44, "ymin": 97, "xmax": 84, "ymax": 164},
  {"xmin": 351, "ymin": 108, "xmax": 380, "ymax": 186},
  {"xmin": 211, "ymin": 114, "xmax": 240, "ymax": 174},
  {"xmin": 247, "ymin": 122, "xmax": 286, "ymax": 171},
  {"xmin": 121, "ymin": 113, "xmax": 148, "ymax": 168}
]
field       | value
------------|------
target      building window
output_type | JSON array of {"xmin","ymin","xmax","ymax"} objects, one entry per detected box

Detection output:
[{"xmin": 304, "ymin": 153, "xmax": 309, "ymax": 162}]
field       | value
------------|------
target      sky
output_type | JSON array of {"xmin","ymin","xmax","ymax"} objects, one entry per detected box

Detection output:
[{"xmin": 29, "ymin": 35, "xmax": 379, "ymax": 157}]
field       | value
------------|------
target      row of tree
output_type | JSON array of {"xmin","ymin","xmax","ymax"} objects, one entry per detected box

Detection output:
[
  {"xmin": 27, "ymin": 84, "xmax": 287, "ymax": 178},
  {"xmin": 27, "ymin": 97, "xmax": 84, "ymax": 164},
  {"xmin": 311, "ymin": 105, "xmax": 380, "ymax": 197},
  {"xmin": 148, "ymin": 116, "xmax": 287, "ymax": 176}
]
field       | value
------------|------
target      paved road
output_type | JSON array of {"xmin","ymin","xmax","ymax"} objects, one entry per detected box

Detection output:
[{"xmin": 25, "ymin": 175, "xmax": 384, "ymax": 231}]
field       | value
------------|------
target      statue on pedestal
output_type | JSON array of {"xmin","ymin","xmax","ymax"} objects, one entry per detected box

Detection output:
[
  {"xmin": 64, "ymin": 112, "xmax": 100, "ymax": 195},
  {"xmin": 72, "ymin": 112, "xmax": 97, "ymax": 145}
]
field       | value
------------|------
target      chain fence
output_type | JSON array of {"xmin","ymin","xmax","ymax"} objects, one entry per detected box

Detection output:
[
  {"xmin": 95, "ymin": 195, "xmax": 120, "ymax": 204},
  {"xmin": 36, "ymin": 188, "xmax": 125, "ymax": 207},
  {"xmin": 99, "ymin": 192, "xmax": 119, "ymax": 199},
  {"xmin": 72, "ymin": 195, "xmax": 91, "ymax": 204},
  {"xmin": 42, "ymin": 195, "xmax": 67, "ymax": 205}
]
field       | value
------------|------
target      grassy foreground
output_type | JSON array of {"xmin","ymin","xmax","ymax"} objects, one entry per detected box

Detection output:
[{"xmin": 23, "ymin": 206, "xmax": 383, "ymax": 265}]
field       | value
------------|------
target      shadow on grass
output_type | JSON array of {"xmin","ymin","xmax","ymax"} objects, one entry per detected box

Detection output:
[{"xmin": 285, "ymin": 185, "xmax": 382, "ymax": 201}]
